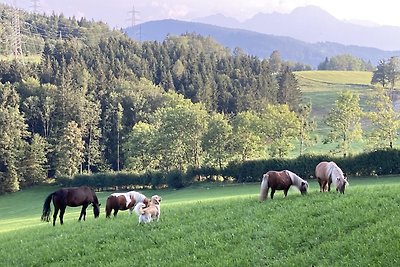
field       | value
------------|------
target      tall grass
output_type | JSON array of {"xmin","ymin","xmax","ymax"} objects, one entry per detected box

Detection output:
[{"xmin": 1, "ymin": 178, "xmax": 400, "ymax": 266}]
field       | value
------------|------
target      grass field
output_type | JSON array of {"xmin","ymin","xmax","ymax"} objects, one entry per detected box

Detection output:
[{"xmin": 1, "ymin": 177, "xmax": 400, "ymax": 266}]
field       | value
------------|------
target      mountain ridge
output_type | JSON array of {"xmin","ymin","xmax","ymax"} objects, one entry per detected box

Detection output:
[
  {"xmin": 194, "ymin": 5, "xmax": 400, "ymax": 51},
  {"xmin": 126, "ymin": 19, "xmax": 400, "ymax": 68}
]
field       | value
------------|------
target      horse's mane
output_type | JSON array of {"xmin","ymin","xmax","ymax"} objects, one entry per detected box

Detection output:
[
  {"xmin": 327, "ymin": 162, "xmax": 344, "ymax": 180},
  {"xmin": 285, "ymin": 170, "xmax": 306, "ymax": 186}
]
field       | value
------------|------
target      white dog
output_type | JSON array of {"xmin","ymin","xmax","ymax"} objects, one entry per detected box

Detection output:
[{"xmin": 134, "ymin": 195, "xmax": 162, "ymax": 224}]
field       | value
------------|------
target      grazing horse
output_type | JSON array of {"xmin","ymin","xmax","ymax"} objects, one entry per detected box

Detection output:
[
  {"xmin": 41, "ymin": 186, "xmax": 100, "ymax": 226},
  {"xmin": 105, "ymin": 191, "xmax": 149, "ymax": 218},
  {"xmin": 259, "ymin": 170, "xmax": 309, "ymax": 201},
  {"xmin": 315, "ymin": 161, "xmax": 349, "ymax": 194}
]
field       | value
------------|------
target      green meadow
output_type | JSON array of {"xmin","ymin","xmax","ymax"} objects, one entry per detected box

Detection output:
[
  {"xmin": 293, "ymin": 71, "xmax": 377, "ymax": 155},
  {"xmin": 1, "ymin": 177, "xmax": 400, "ymax": 266}
]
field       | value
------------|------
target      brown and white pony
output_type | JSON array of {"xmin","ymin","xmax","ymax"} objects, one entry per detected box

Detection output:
[
  {"xmin": 315, "ymin": 161, "xmax": 349, "ymax": 194},
  {"xmin": 105, "ymin": 191, "xmax": 149, "ymax": 218},
  {"xmin": 259, "ymin": 170, "xmax": 309, "ymax": 201}
]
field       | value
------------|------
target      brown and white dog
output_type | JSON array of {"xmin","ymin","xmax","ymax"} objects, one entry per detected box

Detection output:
[{"xmin": 134, "ymin": 195, "xmax": 162, "ymax": 224}]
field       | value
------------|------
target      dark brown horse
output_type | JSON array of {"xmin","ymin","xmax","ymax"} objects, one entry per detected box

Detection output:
[
  {"xmin": 41, "ymin": 186, "xmax": 100, "ymax": 226},
  {"xmin": 259, "ymin": 170, "xmax": 309, "ymax": 201}
]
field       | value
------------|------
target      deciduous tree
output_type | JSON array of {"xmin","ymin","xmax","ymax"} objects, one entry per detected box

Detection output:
[
  {"xmin": 365, "ymin": 87, "xmax": 400, "ymax": 150},
  {"xmin": 324, "ymin": 91, "xmax": 363, "ymax": 157}
]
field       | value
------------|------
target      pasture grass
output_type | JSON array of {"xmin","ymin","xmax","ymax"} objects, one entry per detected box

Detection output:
[
  {"xmin": 295, "ymin": 70, "xmax": 373, "ymax": 86},
  {"xmin": 1, "ymin": 178, "xmax": 400, "ymax": 266}
]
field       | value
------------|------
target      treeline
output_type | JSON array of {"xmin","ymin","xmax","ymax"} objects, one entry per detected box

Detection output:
[
  {"xmin": 0, "ymin": 4, "xmax": 115, "ymax": 56},
  {"xmin": 0, "ymin": 10, "xmax": 306, "ymax": 193},
  {"xmin": 318, "ymin": 54, "xmax": 375, "ymax": 71},
  {"xmin": 58, "ymin": 149, "xmax": 400, "ymax": 189}
]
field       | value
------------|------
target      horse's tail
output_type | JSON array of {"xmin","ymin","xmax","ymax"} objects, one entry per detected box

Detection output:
[
  {"xmin": 105, "ymin": 196, "xmax": 113, "ymax": 218},
  {"xmin": 41, "ymin": 192, "xmax": 54, "ymax": 222},
  {"xmin": 259, "ymin": 173, "xmax": 269, "ymax": 202}
]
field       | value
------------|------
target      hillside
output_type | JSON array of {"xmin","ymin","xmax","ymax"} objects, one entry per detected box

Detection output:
[
  {"xmin": 1, "ymin": 180, "xmax": 400, "ymax": 265},
  {"xmin": 295, "ymin": 71, "xmax": 374, "ymax": 120},
  {"xmin": 127, "ymin": 19, "xmax": 400, "ymax": 67}
]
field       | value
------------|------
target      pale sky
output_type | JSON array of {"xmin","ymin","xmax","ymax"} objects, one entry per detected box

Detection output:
[{"xmin": 3, "ymin": 0, "xmax": 400, "ymax": 29}]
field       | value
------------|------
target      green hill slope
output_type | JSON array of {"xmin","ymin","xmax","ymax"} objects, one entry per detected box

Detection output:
[
  {"xmin": 1, "ymin": 180, "xmax": 400, "ymax": 266},
  {"xmin": 295, "ymin": 71, "xmax": 374, "ymax": 119}
]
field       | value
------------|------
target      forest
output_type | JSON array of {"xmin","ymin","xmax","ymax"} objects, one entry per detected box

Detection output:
[{"xmin": 0, "ymin": 4, "xmax": 399, "ymax": 193}]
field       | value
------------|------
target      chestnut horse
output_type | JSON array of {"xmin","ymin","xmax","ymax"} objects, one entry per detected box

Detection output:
[
  {"xmin": 259, "ymin": 170, "xmax": 308, "ymax": 201},
  {"xmin": 315, "ymin": 161, "xmax": 348, "ymax": 194},
  {"xmin": 105, "ymin": 191, "xmax": 149, "ymax": 218},
  {"xmin": 41, "ymin": 186, "xmax": 100, "ymax": 226}
]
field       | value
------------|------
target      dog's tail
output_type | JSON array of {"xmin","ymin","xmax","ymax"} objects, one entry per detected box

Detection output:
[
  {"xmin": 259, "ymin": 173, "xmax": 269, "ymax": 202},
  {"xmin": 134, "ymin": 202, "xmax": 146, "ymax": 216}
]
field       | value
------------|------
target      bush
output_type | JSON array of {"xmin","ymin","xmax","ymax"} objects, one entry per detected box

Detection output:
[{"xmin": 166, "ymin": 170, "xmax": 185, "ymax": 189}]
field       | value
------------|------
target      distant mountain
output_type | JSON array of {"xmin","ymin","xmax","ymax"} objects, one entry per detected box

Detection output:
[
  {"xmin": 195, "ymin": 5, "xmax": 400, "ymax": 51},
  {"xmin": 195, "ymin": 13, "xmax": 241, "ymax": 29},
  {"xmin": 126, "ymin": 19, "xmax": 400, "ymax": 68}
]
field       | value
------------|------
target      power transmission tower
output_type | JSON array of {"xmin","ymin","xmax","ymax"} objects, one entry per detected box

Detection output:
[
  {"xmin": 128, "ymin": 1, "xmax": 140, "ymax": 28},
  {"xmin": 11, "ymin": 1, "xmax": 23, "ymax": 59},
  {"xmin": 127, "ymin": 0, "xmax": 141, "ymax": 40},
  {"xmin": 31, "ymin": 0, "xmax": 40, "ymax": 13}
]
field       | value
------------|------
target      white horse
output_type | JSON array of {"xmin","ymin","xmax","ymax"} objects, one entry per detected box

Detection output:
[
  {"xmin": 126, "ymin": 191, "xmax": 149, "ymax": 215},
  {"xmin": 259, "ymin": 170, "xmax": 309, "ymax": 201},
  {"xmin": 315, "ymin": 161, "xmax": 349, "ymax": 193}
]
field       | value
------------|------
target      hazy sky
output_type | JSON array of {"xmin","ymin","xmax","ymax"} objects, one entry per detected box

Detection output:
[{"xmin": 3, "ymin": 0, "xmax": 400, "ymax": 29}]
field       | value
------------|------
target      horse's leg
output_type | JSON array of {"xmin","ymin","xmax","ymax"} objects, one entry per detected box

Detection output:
[
  {"xmin": 328, "ymin": 181, "xmax": 331, "ymax": 192},
  {"xmin": 113, "ymin": 209, "xmax": 119, "ymax": 217},
  {"xmin": 322, "ymin": 181, "xmax": 327, "ymax": 192},
  {"xmin": 79, "ymin": 204, "xmax": 89, "ymax": 221},
  {"xmin": 284, "ymin": 188, "xmax": 289, "ymax": 197},
  {"xmin": 270, "ymin": 188, "xmax": 276, "ymax": 199},
  {"xmin": 59, "ymin": 206, "xmax": 66, "ymax": 225},
  {"xmin": 53, "ymin": 206, "xmax": 59, "ymax": 226},
  {"xmin": 317, "ymin": 178, "xmax": 323, "ymax": 192}
]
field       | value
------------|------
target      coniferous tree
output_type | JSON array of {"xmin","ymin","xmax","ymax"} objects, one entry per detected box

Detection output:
[
  {"xmin": 0, "ymin": 84, "xmax": 28, "ymax": 193},
  {"xmin": 55, "ymin": 121, "xmax": 84, "ymax": 177},
  {"xmin": 19, "ymin": 134, "xmax": 48, "ymax": 186},
  {"xmin": 277, "ymin": 66, "xmax": 302, "ymax": 111}
]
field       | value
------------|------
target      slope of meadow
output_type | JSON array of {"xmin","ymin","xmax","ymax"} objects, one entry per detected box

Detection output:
[
  {"xmin": 1, "ymin": 178, "xmax": 399, "ymax": 266},
  {"xmin": 295, "ymin": 70, "xmax": 374, "ymax": 118}
]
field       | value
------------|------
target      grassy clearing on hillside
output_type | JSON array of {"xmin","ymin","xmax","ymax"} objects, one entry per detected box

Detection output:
[
  {"xmin": 0, "ymin": 54, "xmax": 41, "ymax": 63},
  {"xmin": 292, "ymin": 71, "xmax": 379, "ymax": 156},
  {"xmin": 1, "ymin": 178, "xmax": 400, "ymax": 266},
  {"xmin": 295, "ymin": 71, "xmax": 373, "ymax": 86}
]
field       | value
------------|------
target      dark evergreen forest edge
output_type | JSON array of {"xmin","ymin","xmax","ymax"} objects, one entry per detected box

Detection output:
[{"xmin": 0, "ymin": 5, "xmax": 398, "ymax": 193}]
